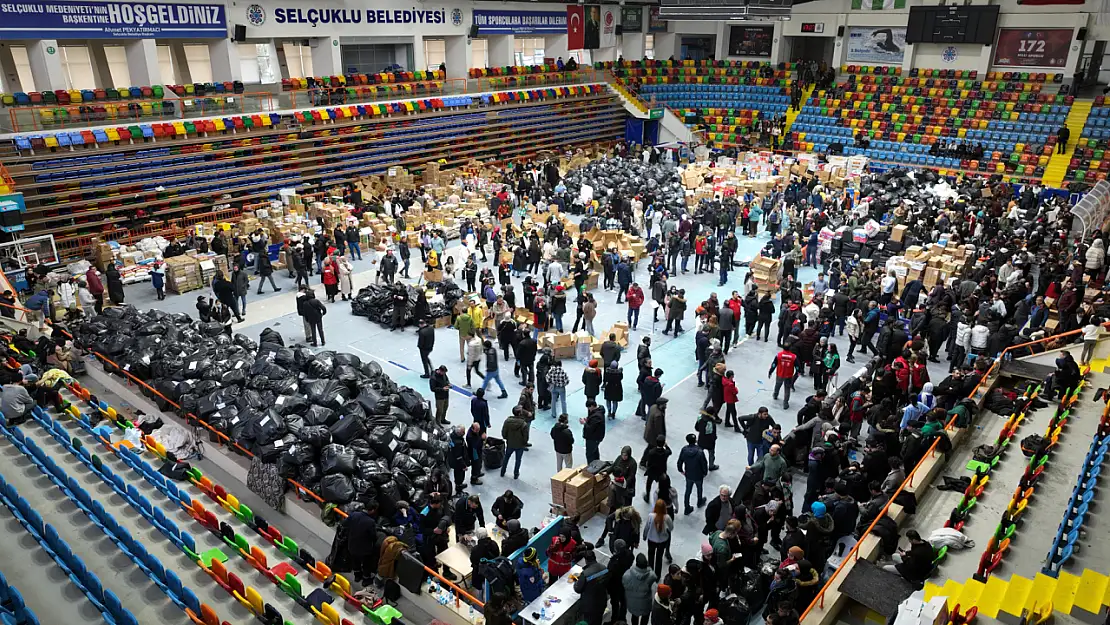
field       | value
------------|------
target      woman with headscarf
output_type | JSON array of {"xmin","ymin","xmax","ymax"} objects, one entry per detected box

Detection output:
[
  {"xmin": 916, "ymin": 382, "xmax": 937, "ymax": 411},
  {"xmin": 321, "ymin": 255, "xmax": 339, "ymax": 303},
  {"xmin": 546, "ymin": 529, "xmax": 577, "ymax": 580}
]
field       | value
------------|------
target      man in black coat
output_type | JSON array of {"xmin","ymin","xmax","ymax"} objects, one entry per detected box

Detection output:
[
  {"xmin": 641, "ymin": 436, "xmax": 672, "ymax": 504},
  {"xmin": 581, "ymin": 403, "xmax": 606, "ymax": 463},
  {"xmin": 607, "ymin": 538, "xmax": 634, "ymax": 623},
  {"xmin": 296, "ymin": 286, "xmax": 326, "ymax": 346},
  {"xmin": 515, "ymin": 330, "xmax": 537, "ymax": 385},
  {"xmin": 572, "ymin": 549, "xmax": 609, "ymax": 625},
  {"xmin": 344, "ymin": 504, "xmax": 381, "ymax": 583},
  {"xmin": 417, "ymin": 318, "xmax": 435, "ymax": 378},
  {"xmin": 491, "ymin": 489, "xmax": 523, "ymax": 530},
  {"xmin": 677, "ymin": 433, "xmax": 709, "ymax": 515},
  {"xmin": 453, "ymin": 493, "xmax": 485, "ymax": 538}
]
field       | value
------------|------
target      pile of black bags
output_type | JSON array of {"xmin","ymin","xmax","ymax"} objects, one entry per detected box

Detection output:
[
  {"xmin": 74, "ymin": 306, "xmax": 451, "ymax": 515},
  {"xmin": 350, "ymin": 283, "xmax": 417, "ymax": 326}
]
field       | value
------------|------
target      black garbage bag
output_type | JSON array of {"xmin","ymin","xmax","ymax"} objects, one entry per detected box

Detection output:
[
  {"xmin": 294, "ymin": 347, "xmax": 316, "ymax": 369},
  {"xmin": 297, "ymin": 425, "xmax": 332, "ymax": 449},
  {"xmin": 347, "ymin": 438, "xmax": 375, "ymax": 460},
  {"xmin": 260, "ymin": 328, "xmax": 285, "ymax": 346},
  {"xmin": 242, "ymin": 409, "xmax": 287, "ymax": 446},
  {"xmin": 220, "ymin": 368, "xmax": 247, "ymax": 386},
  {"xmin": 332, "ymin": 365, "xmax": 361, "ymax": 390},
  {"xmin": 408, "ymin": 448, "xmax": 431, "ymax": 468},
  {"xmin": 395, "ymin": 387, "xmax": 428, "ymax": 421},
  {"xmin": 237, "ymin": 389, "xmax": 270, "ymax": 412},
  {"xmin": 182, "ymin": 354, "xmax": 213, "ymax": 379},
  {"xmin": 298, "ymin": 462, "xmax": 322, "ymax": 489},
  {"xmin": 356, "ymin": 388, "xmax": 389, "ymax": 415},
  {"xmin": 227, "ymin": 411, "xmax": 253, "ymax": 442},
  {"xmin": 270, "ymin": 377, "xmax": 300, "ymax": 396},
  {"xmin": 197, "ymin": 387, "xmax": 239, "ymax": 418},
  {"xmin": 276, "ymin": 447, "xmax": 303, "ymax": 478},
  {"xmin": 401, "ymin": 426, "xmax": 436, "ymax": 451},
  {"xmin": 334, "ymin": 353, "xmax": 362, "ymax": 368},
  {"xmin": 359, "ymin": 459, "xmax": 392, "ymax": 484},
  {"xmin": 233, "ymin": 333, "xmax": 258, "ymax": 352},
  {"xmin": 340, "ymin": 399, "xmax": 367, "ymax": 422},
  {"xmin": 305, "ymin": 379, "xmax": 351, "ymax": 410},
  {"xmin": 272, "ymin": 392, "xmax": 310, "ymax": 416},
  {"xmin": 96, "ymin": 334, "xmax": 131, "ymax": 356},
  {"xmin": 297, "ymin": 404, "xmax": 333, "ymax": 427},
  {"xmin": 258, "ymin": 434, "xmax": 295, "ymax": 463},
  {"xmin": 483, "ymin": 437, "xmax": 506, "ymax": 470},
  {"xmin": 390, "ymin": 452, "xmax": 423, "ymax": 477},
  {"xmin": 329, "ymin": 415, "xmax": 367, "ymax": 445},
  {"xmin": 308, "ymin": 351, "xmax": 337, "ymax": 378},
  {"xmin": 284, "ymin": 414, "xmax": 306, "ymax": 439},
  {"xmin": 250, "ymin": 360, "xmax": 289, "ymax": 380},
  {"xmin": 320, "ymin": 474, "xmax": 355, "ymax": 504},
  {"xmin": 366, "ymin": 424, "xmax": 397, "ymax": 461},
  {"xmin": 320, "ymin": 444, "xmax": 358, "ymax": 475}
]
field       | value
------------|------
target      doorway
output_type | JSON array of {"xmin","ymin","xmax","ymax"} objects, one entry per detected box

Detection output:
[{"xmin": 786, "ymin": 36, "xmax": 834, "ymax": 66}]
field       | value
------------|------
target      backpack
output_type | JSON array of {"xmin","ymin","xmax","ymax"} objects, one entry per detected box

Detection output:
[{"xmin": 478, "ymin": 556, "xmax": 516, "ymax": 595}]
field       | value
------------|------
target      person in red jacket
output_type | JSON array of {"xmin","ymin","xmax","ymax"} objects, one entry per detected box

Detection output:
[
  {"xmin": 694, "ymin": 234, "xmax": 708, "ymax": 274},
  {"xmin": 626, "ymin": 282, "xmax": 645, "ymax": 330},
  {"xmin": 85, "ymin": 266, "xmax": 105, "ymax": 314},
  {"xmin": 727, "ymin": 291, "xmax": 743, "ymax": 345},
  {"xmin": 722, "ymin": 370, "xmax": 739, "ymax": 428},
  {"xmin": 768, "ymin": 341, "xmax": 798, "ymax": 410},
  {"xmin": 546, "ymin": 531, "xmax": 577, "ymax": 580},
  {"xmin": 321, "ymin": 256, "xmax": 340, "ymax": 303},
  {"xmin": 892, "ymin": 352, "xmax": 911, "ymax": 397}
]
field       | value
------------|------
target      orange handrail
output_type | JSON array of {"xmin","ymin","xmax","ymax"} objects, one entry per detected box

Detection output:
[
  {"xmin": 799, "ymin": 326, "xmax": 1087, "ymax": 622},
  {"xmin": 475, "ymin": 69, "xmax": 598, "ymax": 93},
  {"xmin": 11, "ymin": 299, "xmax": 486, "ymax": 611},
  {"xmin": 287, "ymin": 80, "xmax": 465, "ymax": 109}
]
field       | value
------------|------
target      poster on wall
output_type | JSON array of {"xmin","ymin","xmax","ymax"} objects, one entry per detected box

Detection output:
[
  {"xmin": 845, "ymin": 26, "xmax": 907, "ymax": 64},
  {"xmin": 584, "ymin": 4, "xmax": 602, "ymax": 49},
  {"xmin": 0, "ymin": 0, "xmax": 226, "ymax": 39},
  {"xmin": 621, "ymin": 7, "xmax": 642, "ymax": 33},
  {"xmin": 472, "ymin": 10, "xmax": 566, "ymax": 35},
  {"xmin": 728, "ymin": 25, "xmax": 774, "ymax": 57},
  {"xmin": 993, "ymin": 28, "xmax": 1073, "ymax": 67},
  {"xmin": 648, "ymin": 7, "xmax": 668, "ymax": 33},
  {"xmin": 600, "ymin": 5, "xmax": 617, "ymax": 48}
]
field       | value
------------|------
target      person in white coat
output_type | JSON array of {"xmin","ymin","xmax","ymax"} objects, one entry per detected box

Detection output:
[
  {"xmin": 337, "ymin": 255, "xmax": 354, "ymax": 301},
  {"xmin": 55, "ymin": 278, "xmax": 77, "ymax": 312},
  {"xmin": 1086, "ymin": 238, "xmax": 1105, "ymax": 280}
]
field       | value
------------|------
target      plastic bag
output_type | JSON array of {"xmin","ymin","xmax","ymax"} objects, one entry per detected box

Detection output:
[
  {"xmin": 332, "ymin": 365, "xmax": 361, "ymax": 390},
  {"xmin": 320, "ymin": 474, "xmax": 355, "ymax": 504},
  {"xmin": 390, "ymin": 452, "xmax": 423, "ymax": 477},
  {"xmin": 259, "ymin": 328, "xmax": 285, "ymax": 346},
  {"xmin": 272, "ymin": 393, "xmax": 310, "ymax": 416},
  {"xmin": 334, "ymin": 353, "xmax": 362, "ymax": 368},
  {"xmin": 242, "ymin": 409, "xmax": 287, "ymax": 446},
  {"xmin": 395, "ymin": 387, "xmax": 427, "ymax": 421},
  {"xmin": 257, "ymin": 434, "xmax": 295, "ymax": 463},
  {"xmin": 296, "ymin": 425, "xmax": 332, "ymax": 449},
  {"xmin": 329, "ymin": 415, "xmax": 367, "ymax": 445},
  {"xmin": 320, "ymin": 444, "xmax": 358, "ymax": 475},
  {"xmin": 305, "ymin": 379, "xmax": 351, "ymax": 410},
  {"xmin": 308, "ymin": 351, "xmax": 337, "ymax": 378}
]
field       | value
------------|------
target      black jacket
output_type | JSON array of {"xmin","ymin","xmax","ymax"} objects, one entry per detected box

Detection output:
[
  {"xmin": 417, "ymin": 325, "xmax": 435, "ymax": 352},
  {"xmin": 551, "ymin": 422, "xmax": 575, "ymax": 453},
  {"xmin": 641, "ymin": 444, "xmax": 672, "ymax": 478},
  {"xmin": 582, "ymin": 368, "xmax": 602, "ymax": 398},
  {"xmin": 429, "ymin": 370, "xmax": 450, "ymax": 400},
  {"xmin": 517, "ymin": 337, "xmax": 537, "ymax": 364},
  {"xmin": 492, "ymin": 494, "xmax": 523, "ymax": 522},
  {"xmin": 453, "ymin": 496, "xmax": 485, "ymax": 536},
  {"xmin": 298, "ymin": 293, "xmax": 326, "ymax": 323},
  {"xmin": 583, "ymin": 406, "xmax": 606, "ymax": 441}
]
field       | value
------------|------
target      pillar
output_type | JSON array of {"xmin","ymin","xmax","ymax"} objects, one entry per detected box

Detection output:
[
  {"xmin": 311, "ymin": 37, "xmax": 341, "ymax": 77},
  {"xmin": 208, "ymin": 38, "xmax": 243, "ymax": 83},
  {"xmin": 488, "ymin": 35, "xmax": 514, "ymax": 67},
  {"xmin": 27, "ymin": 40, "xmax": 68, "ymax": 92},
  {"xmin": 257, "ymin": 39, "xmax": 279, "ymax": 83},
  {"xmin": 0, "ymin": 45, "xmax": 22, "ymax": 92},
  {"xmin": 87, "ymin": 42, "xmax": 112, "ymax": 89},
  {"xmin": 443, "ymin": 35, "xmax": 469, "ymax": 80},
  {"xmin": 546, "ymin": 33, "xmax": 568, "ymax": 63},
  {"xmin": 654, "ymin": 32, "xmax": 677, "ymax": 61},
  {"xmin": 622, "ymin": 34, "xmax": 646, "ymax": 60},
  {"xmin": 169, "ymin": 42, "xmax": 192, "ymax": 84},
  {"xmin": 411, "ymin": 35, "xmax": 425, "ymax": 72}
]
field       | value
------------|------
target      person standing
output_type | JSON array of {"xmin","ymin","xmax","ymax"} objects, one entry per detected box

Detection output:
[
  {"xmin": 663, "ymin": 289, "xmax": 687, "ymax": 335},
  {"xmin": 465, "ymin": 422, "xmax": 486, "ymax": 486},
  {"xmin": 297, "ymin": 286, "xmax": 327, "ymax": 346},
  {"xmin": 321, "ymin": 256, "xmax": 339, "ymax": 303},
  {"xmin": 546, "ymin": 359, "xmax": 569, "ymax": 418},
  {"xmin": 756, "ymin": 292, "xmax": 775, "ymax": 342},
  {"xmin": 737, "ymin": 406, "xmax": 777, "ymax": 465},
  {"xmin": 231, "ymin": 263, "xmax": 250, "ymax": 315},
  {"xmin": 480, "ymin": 340, "xmax": 509, "ymax": 399},
  {"xmin": 695, "ymin": 410, "xmax": 720, "ymax": 471},
  {"xmin": 603, "ymin": 361, "xmax": 624, "ymax": 419},
  {"xmin": 643, "ymin": 499, "xmax": 674, "ymax": 577},
  {"xmin": 624, "ymin": 554, "xmax": 658, "ymax": 625},
  {"xmin": 471, "ymin": 388, "xmax": 490, "ymax": 433},
  {"xmin": 105, "ymin": 264, "xmax": 125, "ymax": 305},
  {"xmin": 551, "ymin": 413, "xmax": 575, "ymax": 471},
  {"xmin": 291, "ymin": 244, "xmax": 310, "ymax": 288},
  {"xmin": 641, "ymin": 436, "xmax": 672, "ymax": 505},
  {"xmin": 379, "ymin": 249, "xmax": 399, "ymax": 285},
  {"xmin": 337, "ymin": 255, "xmax": 354, "ymax": 301},
  {"xmin": 390, "ymin": 284, "xmax": 408, "ymax": 331},
  {"xmin": 211, "ymin": 271, "xmax": 243, "ymax": 322},
  {"xmin": 582, "ymin": 359, "xmax": 603, "ymax": 406},
  {"xmin": 500, "ymin": 406, "xmax": 530, "ymax": 479},
  {"xmin": 447, "ymin": 425, "xmax": 470, "ymax": 493},
  {"xmin": 454, "ymin": 309, "xmax": 476, "ymax": 363},
  {"xmin": 627, "ymin": 282, "xmax": 645, "ymax": 330},
  {"xmin": 150, "ymin": 263, "xmax": 166, "ymax": 301},
  {"xmin": 581, "ymin": 401, "xmax": 606, "ymax": 463},
  {"xmin": 1057, "ymin": 123, "xmax": 1071, "ymax": 154},
  {"xmin": 677, "ymin": 433, "xmax": 709, "ymax": 516},
  {"xmin": 417, "ymin": 318, "xmax": 435, "ymax": 378},
  {"xmin": 607, "ymin": 539, "xmax": 634, "ymax": 625},
  {"xmin": 769, "ymin": 342, "xmax": 798, "ymax": 410},
  {"xmin": 345, "ymin": 223, "xmax": 362, "ymax": 259},
  {"xmin": 429, "ymin": 365, "xmax": 451, "ymax": 425}
]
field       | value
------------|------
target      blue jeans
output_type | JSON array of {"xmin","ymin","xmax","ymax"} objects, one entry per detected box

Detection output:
[
  {"xmin": 697, "ymin": 359, "xmax": 707, "ymax": 384},
  {"xmin": 315, "ymin": 257, "xmax": 323, "ymax": 274},
  {"xmin": 684, "ymin": 478, "xmax": 704, "ymax": 510},
  {"xmin": 605, "ymin": 399, "xmax": 618, "ymax": 416},
  {"xmin": 481, "ymin": 370, "xmax": 506, "ymax": 394},
  {"xmin": 719, "ymin": 266, "xmax": 728, "ymax": 284},
  {"xmin": 348, "ymin": 241, "xmax": 361, "ymax": 259},
  {"xmin": 238, "ymin": 294, "xmax": 247, "ymax": 314},
  {"xmin": 501, "ymin": 447, "xmax": 524, "ymax": 478},
  {"xmin": 747, "ymin": 441, "xmax": 764, "ymax": 466},
  {"xmin": 585, "ymin": 439, "xmax": 600, "ymax": 463},
  {"xmin": 627, "ymin": 307, "xmax": 640, "ymax": 328},
  {"xmin": 681, "ymin": 256, "xmax": 690, "ymax": 272},
  {"xmin": 550, "ymin": 387, "xmax": 567, "ymax": 418},
  {"xmin": 554, "ymin": 314, "xmax": 563, "ymax": 332}
]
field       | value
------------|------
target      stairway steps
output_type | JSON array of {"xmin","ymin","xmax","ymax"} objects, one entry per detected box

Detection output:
[
  {"xmin": 978, "ymin": 576, "xmax": 1010, "ymax": 618},
  {"xmin": 1044, "ymin": 99, "xmax": 1094, "ymax": 187},
  {"xmin": 1073, "ymin": 570, "xmax": 1110, "ymax": 621},
  {"xmin": 1053, "ymin": 571, "xmax": 1082, "ymax": 614},
  {"xmin": 956, "ymin": 579, "xmax": 986, "ymax": 612},
  {"xmin": 999, "ymin": 574, "xmax": 1034, "ymax": 621}
]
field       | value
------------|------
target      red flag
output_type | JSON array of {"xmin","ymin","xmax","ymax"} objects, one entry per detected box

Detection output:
[{"xmin": 567, "ymin": 5, "xmax": 585, "ymax": 50}]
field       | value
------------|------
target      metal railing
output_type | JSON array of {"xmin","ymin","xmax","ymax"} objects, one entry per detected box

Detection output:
[
  {"xmin": 54, "ymin": 207, "xmax": 244, "ymax": 260},
  {"xmin": 6, "ymin": 92, "xmax": 278, "ymax": 133},
  {"xmin": 286, "ymin": 79, "xmax": 467, "ymax": 109},
  {"xmin": 799, "ymin": 326, "xmax": 1088, "ymax": 624}
]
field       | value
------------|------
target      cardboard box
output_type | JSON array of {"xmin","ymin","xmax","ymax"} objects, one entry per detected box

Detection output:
[
  {"xmin": 553, "ymin": 345, "xmax": 576, "ymax": 359},
  {"xmin": 891, "ymin": 224, "xmax": 908, "ymax": 243},
  {"xmin": 435, "ymin": 315, "xmax": 452, "ymax": 329},
  {"xmin": 423, "ymin": 269, "xmax": 443, "ymax": 283}
]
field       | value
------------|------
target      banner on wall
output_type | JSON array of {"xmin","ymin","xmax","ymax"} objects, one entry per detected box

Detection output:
[
  {"xmin": 584, "ymin": 4, "xmax": 602, "ymax": 49},
  {"xmin": 600, "ymin": 5, "xmax": 618, "ymax": 48},
  {"xmin": 845, "ymin": 26, "xmax": 907, "ymax": 64},
  {"xmin": 728, "ymin": 25, "xmax": 774, "ymax": 57},
  {"xmin": 648, "ymin": 7, "xmax": 668, "ymax": 33},
  {"xmin": 471, "ymin": 10, "xmax": 566, "ymax": 35},
  {"xmin": 0, "ymin": 0, "xmax": 226, "ymax": 39},
  {"xmin": 993, "ymin": 28, "xmax": 1073, "ymax": 67},
  {"xmin": 621, "ymin": 7, "xmax": 642, "ymax": 33},
  {"xmin": 567, "ymin": 4, "xmax": 585, "ymax": 50}
]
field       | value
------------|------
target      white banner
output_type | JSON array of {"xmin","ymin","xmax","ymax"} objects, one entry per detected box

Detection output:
[
  {"xmin": 845, "ymin": 26, "xmax": 907, "ymax": 64},
  {"xmin": 600, "ymin": 5, "xmax": 618, "ymax": 48}
]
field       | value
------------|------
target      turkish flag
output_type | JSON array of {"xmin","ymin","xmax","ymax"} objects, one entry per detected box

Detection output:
[{"xmin": 567, "ymin": 5, "xmax": 585, "ymax": 50}]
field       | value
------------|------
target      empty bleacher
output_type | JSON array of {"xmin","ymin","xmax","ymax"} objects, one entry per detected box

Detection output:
[
  {"xmin": 4, "ymin": 83, "xmax": 622, "ymax": 257},
  {"xmin": 1066, "ymin": 96, "xmax": 1110, "ymax": 184},
  {"xmin": 788, "ymin": 65, "xmax": 1072, "ymax": 179}
]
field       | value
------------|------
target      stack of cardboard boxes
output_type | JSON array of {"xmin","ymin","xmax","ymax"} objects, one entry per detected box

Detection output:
[
  {"xmin": 583, "ymin": 228, "xmax": 648, "ymax": 262},
  {"xmin": 887, "ymin": 242, "xmax": 973, "ymax": 291},
  {"xmin": 164, "ymin": 255, "xmax": 202, "ymax": 294},
  {"xmin": 749, "ymin": 256, "xmax": 782, "ymax": 295},
  {"xmin": 551, "ymin": 465, "xmax": 610, "ymax": 521}
]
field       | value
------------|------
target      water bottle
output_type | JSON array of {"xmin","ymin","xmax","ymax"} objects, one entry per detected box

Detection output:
[{"xmin": 540, "ymin": 607, "xmax": 547, "ymax": 621}]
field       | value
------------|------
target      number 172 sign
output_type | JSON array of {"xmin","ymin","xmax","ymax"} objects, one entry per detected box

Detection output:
[{"xmin": 994, "ymin": 28, "xmax": 1073, "ymax": 68}]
